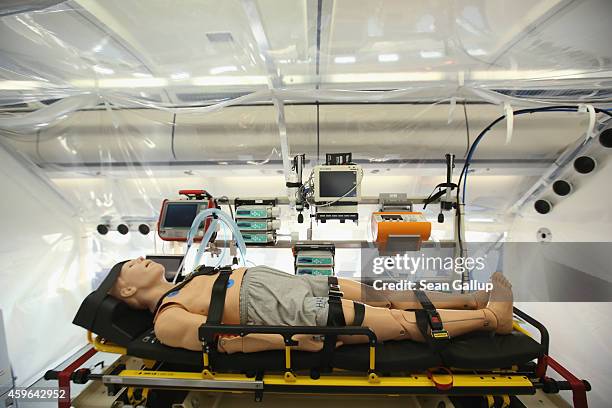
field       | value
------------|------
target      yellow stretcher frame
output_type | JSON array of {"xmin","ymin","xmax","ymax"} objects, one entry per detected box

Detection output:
[
  {"xmin": 111, "ymin": 368, "xmax": 534, "ymax": 394},
  {"xmin": 87, "ymin": 320, "xmax": 539, "ymax": 400}
]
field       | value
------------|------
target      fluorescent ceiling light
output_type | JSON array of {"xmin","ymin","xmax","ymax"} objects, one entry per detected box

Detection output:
[
  {"xmin": 470, "ymin": 69, "xmax": 587, "ymax": 81},
  {"xmin": 70, "ymin": 77, "xmax": 168, "ymax": 88},
  {"xmin": 0, "ymin": 80, "xmax": 47, "ymax": 90},
  {"xmin": 143, "ymin": 139, "xmax": 156, "ymax": 149},
  {"xmin": 467, "ymin": 217, "xmax": 495, "ymax": 223},
  {"xmin": 320, "ymin": 71, "xmax": 445, "ymax": 83},
  {"xmin": 467, "ymin": 48, "xmax": 487, "ymax": 56},
  {"xmin": 92, "ymin": 65, "xmax": 115, "ymax": 75},
  {"xmin": 133, "ymin": 72, "xmax": 153, "ymax": 78},
  {"xmin": 378, "ymin": 53, "xmax": 399, "ymax": 62},
  {"xmin": 419, "ymin": 51, "xmax": 443, "ymax": 59},
  {"xmin": 191, "ymin": 75, "xmax": 267, "ymax": 86},
  {"xmin": 170, "ymin": 72, "xmax": 190, "ymax": 80},
  {"xmin": 334, "ymin": 55, "xmax": 356, "ymax": 64},
  {"xmin": 210, "ymin": 65, "xmax": 238, "ymax": 75}
]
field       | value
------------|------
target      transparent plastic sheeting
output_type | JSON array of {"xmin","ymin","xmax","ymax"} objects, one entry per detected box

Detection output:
[
  {"xmin": 0, "ymin": 0, "xmax": 612, "ymax": 113},
  {"xmin": 0, "ymin": 0, "xmax": 611, "ymax": 394}
]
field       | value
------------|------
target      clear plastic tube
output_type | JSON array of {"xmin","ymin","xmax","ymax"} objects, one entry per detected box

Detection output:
[
  {"xmin": 193, "ymin": 218, "xmax": 219, "ymax": 267},
  {"xmin": 186, "ymin": 208, "xmax": 247, "ymax": 270}
]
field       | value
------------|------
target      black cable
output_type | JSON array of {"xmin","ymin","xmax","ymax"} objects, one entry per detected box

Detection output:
[
  {"xmin": 454, "ymin": 105, "xmax": 612, "ymax": 289},
  {"xmin": 462, "ymin": 101, "xmax": 470, "ymax": 158},
  {"xmin": 457, "ymin": 106, "xmax": 612, "ymax": 206},
  {"xmin": 219, "ymin": 196, "xmax": 234, "ymax": 219}
]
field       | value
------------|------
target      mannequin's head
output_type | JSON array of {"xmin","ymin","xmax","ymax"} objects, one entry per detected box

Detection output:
[{"xmin": 109, "ymin": 257, "xmax": 166, "ymax": 309}]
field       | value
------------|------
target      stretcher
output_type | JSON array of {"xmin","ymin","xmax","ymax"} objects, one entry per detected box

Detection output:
[{"xmin": 47, "ymin": 266, "xmax": 592, "ymax": 408}]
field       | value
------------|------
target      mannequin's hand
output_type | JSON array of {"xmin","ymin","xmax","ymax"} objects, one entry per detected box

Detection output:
[{"xmin": 292, "ymin": 335, "xmax": 343, "ymax": 352}]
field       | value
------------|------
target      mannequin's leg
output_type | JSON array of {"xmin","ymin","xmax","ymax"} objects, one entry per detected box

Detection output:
[
  {"xmin": 339, "ymin": 273, "xmax": 513, "ymax": 344},
  {"xmin": 338, "ymin": 277, "xmax": 490, "ymax": 310}
]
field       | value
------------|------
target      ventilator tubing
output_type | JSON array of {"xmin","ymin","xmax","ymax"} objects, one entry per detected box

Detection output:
[{"xmin": 186, "ymin": 208, "xmax": 248, "ymax": 269}]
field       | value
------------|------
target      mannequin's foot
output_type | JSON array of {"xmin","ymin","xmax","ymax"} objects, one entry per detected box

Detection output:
[
  {"xmin": 472, "ymin": 290, "xmax": 490, "ymax": 309},
  {"xmin": 485, "ymin": 272, "xmax": 514, "ymax": 334}
]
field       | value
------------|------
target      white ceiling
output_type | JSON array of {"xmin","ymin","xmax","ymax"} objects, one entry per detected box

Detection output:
[{"xmin": 0, "ymin": 0, "xmax": 611, "ymax": 106}]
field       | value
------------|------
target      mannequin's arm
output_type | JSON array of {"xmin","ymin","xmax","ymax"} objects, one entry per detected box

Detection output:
[
  {"xmin": 154, "ymin": 307, "xmax": 330, "ymax": 353},
  {"xmin": 154, "ymin": 307, "xmax": 206, "ymax": 351}
]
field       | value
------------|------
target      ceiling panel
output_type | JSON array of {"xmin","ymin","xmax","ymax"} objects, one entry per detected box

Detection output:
[{"xmin": 0, "ymin": 0, "xmax": 611, "ymax": 105}]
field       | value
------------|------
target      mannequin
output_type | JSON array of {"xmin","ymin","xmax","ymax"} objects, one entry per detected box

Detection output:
[{"xmin": 109, "ymin": 258, "xmax": 513, "ymax": 353}]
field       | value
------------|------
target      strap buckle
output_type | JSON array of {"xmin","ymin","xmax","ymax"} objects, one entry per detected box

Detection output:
[
  {"xmin": 431, "ymin": 329, "xmax": 450, "ymax": 340},
  {"xmin": 427, "ymin": 313, "xmax": 444, "ymax": 331},
  {"xmin": 328, "ymin": 289, "xmax": 344, "ymax": 299}
]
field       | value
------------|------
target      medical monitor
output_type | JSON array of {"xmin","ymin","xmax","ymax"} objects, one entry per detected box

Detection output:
[
  {"xmin": 158, "ymin": 199, "xmax": 210, "ymax": 241},
  {"xmin": 313, "ymin": 165, "xmax": 361, "ymax": 203}
]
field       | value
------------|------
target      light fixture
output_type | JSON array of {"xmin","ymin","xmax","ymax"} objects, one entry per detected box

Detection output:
[
  {"xmin": 419, "ymin": 51, "xmax": 443, "ymax": 59},
  {"xmin": 210, "ymin": 65, "xmax": 238, "ymax": 75},
  {"xmin": 334, "ymin": 55, "xmax": 356, "ymax": 64},
  {"xmin": 138, "ymin": 224, "xmax": 151, "ymax": 235},
  {"xmin": 191, "ymin": 75, "xmax": 267, "ymax": 86},
  {"xmin": 467, "ymin": 217, "xmax": 495, "ymax": 223},
  {"xmin": 96, "ymin": 224, "xmax": 109, "ymax": 235},
  {"xmin": 467, "ymin": 48, "xmax": 487, "ymax": 56},
  {"xmin": 70, "ymin": 77, "xmax": 168, "ymax": 88},
  {"xmin": 534, "ymin": 199, "xmax": 552, "ymax": 215},
  {"xmin": 170, "ymin": 72, "xmax": 190, "ymax": 80},
  {"xmin": 573, "ymin": 156, "xmax": 596, "ymax": 174},
  {"xmin": 552, "ymin": 180, "xmax": 572, "ymax": 196},
  {"xmin": 92, "ymin": 65, "xmax": 115, "ymax": 75},
  {"xmin": 378, "ymin": 54, "xmax": 399, "ymax": 62},
  {"xmin": 117, "ymin": 224, "xmax": 129, "ymax": 235},
  {"xmin": 599, "ymin": 128, "xmax": 612, "ymax": 148}
]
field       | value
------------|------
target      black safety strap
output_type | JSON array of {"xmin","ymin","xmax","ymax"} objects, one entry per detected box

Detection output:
[
  {"xmin": 152, "ymin": 266, "xmax": 228, "ymax": 317},
  {"xmin": 201, "ymin": 267, "xmax": 233, "ymax": 344},
  {"xmin": 321, "ymin": 276, "xmax": 345, "ymax": 369},
  {"xmin": 414, "ymin": 290, "xmax": 450, "ymax": 352},
  {"xmin": 352, "ymin": 301, "xmax": 365, "ymax": 326},
  {"xmin": 326, "ymin": 277, "xmax": 346, "ymax": 326}
]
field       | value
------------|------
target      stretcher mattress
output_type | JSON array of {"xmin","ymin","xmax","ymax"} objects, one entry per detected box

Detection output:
[{"xmin": 127, "ymin": 328, "xmax": 543, "ymax": 372}]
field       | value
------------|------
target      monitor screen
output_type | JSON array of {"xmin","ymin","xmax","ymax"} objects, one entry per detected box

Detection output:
[
  {"xmin": 319, "ymin": 171, "xmax": 357, "ymax": 198},
  {"xmin": 163, "ymin": 203, "xmax": 199, "ymax": 228},
  {"xmin": 146, "ymin": 255, "xmax": 183, "ymax": 280}
]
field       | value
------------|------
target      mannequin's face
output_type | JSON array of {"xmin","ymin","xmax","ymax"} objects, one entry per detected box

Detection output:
[
  {"xmin": 110, "ymin": 258, "xmax": 166, "ymax": 308},
  {"xmin": 119, "ymin": 257, "xmax": 166, "ymax": 290}
]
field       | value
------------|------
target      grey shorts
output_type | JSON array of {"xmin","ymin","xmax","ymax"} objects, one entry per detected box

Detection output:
[{"xmin": 239, "ymin": 265, "xmax": 330, "ymax": 326}]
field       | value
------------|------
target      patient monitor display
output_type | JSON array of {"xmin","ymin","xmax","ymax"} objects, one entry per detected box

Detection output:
[
  {"xmin": 314, "ymin": 165, "xmax": 360, "ymax": 203},
  {"xmin": 158, "ymin": 200, "xmax": 211, "ymax": 241},
  {"xmin": 164, "ymin": 203, "xmax": 199, "ymax": 227}
]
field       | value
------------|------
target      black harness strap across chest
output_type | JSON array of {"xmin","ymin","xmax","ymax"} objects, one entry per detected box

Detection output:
[
  {"xmin": 202, "ymin": 268, "xmax": 233, "ymax": 343},
  {"xmin": 152, "ymin": 266, "xmax": 232, "ymax": 318}
]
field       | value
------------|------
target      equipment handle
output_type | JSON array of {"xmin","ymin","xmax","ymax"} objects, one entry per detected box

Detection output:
[
  {"xmin": 427, "ymin": 366, "xmax": 454, "ymax": 391},
  {"xmin": 44, "ymin": 370, "xmax": 59, "ymax": 380}
]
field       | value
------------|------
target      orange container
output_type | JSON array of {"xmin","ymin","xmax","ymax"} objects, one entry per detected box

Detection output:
[{"xmin": 370, "ymin": 211, "xmax": 431, "ymax": 243}]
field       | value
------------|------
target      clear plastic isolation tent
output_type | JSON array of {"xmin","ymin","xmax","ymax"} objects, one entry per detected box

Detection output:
[{"xmin": 0, "ymin": 0, "xmax": 611, "ymax": 393}]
